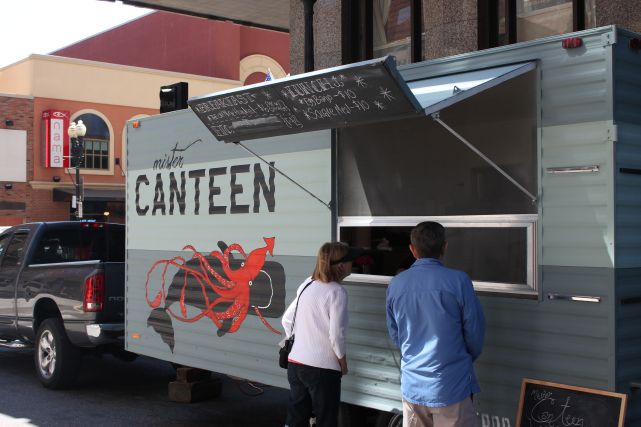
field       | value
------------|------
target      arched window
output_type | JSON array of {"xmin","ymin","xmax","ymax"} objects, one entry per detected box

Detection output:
[{"xmin": 73, "ymin": 112, "xmax": 110, "ymax": 170}]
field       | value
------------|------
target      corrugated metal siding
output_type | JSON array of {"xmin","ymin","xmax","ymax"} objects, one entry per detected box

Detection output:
[
  {"xmin": 341, "ymin": 283, "xmax": 402, "ymax": 411},
  {"xmin": 341, "ymin": 265, "xmax": 617, "ymax": 419},
  {"xmin": 474, "ymin": 266, "xmax": 615, "ymax": 424},
  {"xmin": 401, "ymin": 27, "xmax": 614, "ymax": 128},
  {"xmin": 613, "ymin": 30, "xmax": 641, "ymax": 427},
  {"xmin": 615, "ymin": 269, "xmax": 641, "ymax": 427},
  {"xmin": 125, "ymin": 111, "xmax": 333, "ymax": 389},
  {"xmin": 614, "ymin": 30, "xmax": 641, "ymax": 269},
  {"xmin": 386, "ymin": 27, "xmax": 620, "ymax": 423},
  {"xmin": 540, "ymin": 121, "xmax": 615, "ymax": 267}
]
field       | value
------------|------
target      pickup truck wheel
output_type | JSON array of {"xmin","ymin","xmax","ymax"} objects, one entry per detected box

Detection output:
[{"xmin": 35, "ymin": 318, "xmax": 81, "ymax": 389}]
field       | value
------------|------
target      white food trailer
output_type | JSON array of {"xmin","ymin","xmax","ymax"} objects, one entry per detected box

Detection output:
[{"xmin": 126, "ymin": 26, "xmax": 641, "ymax": 426}]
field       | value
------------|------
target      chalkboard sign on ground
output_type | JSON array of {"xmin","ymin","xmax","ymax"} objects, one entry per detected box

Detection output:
[
  {"xmin": 516, "ymin": 378, "xmax": 627, "ymax": 427},
  {"xmin": 188, "ymin": 56, "xmax": 422, "ymax": 142}
]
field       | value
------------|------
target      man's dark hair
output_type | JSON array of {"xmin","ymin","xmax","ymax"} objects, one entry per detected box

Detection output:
[{"xmin": 410, "ymin": 221, "xmax": 446, "ymax": 259}]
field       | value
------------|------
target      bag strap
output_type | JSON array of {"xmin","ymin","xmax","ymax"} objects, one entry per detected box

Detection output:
[{"xmin": 290, "ymin": 280, "xmax": 313, "ymax": 339}]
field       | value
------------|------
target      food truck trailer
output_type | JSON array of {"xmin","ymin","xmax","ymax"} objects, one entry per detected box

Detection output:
[{"xmin": 125, "ymin": 25, "xmax": 641, "ymax": 426}]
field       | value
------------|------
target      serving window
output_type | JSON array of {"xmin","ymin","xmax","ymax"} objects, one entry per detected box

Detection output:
[
  {"xmin": 336, "ymin": 67, "xmax": 538, "ymax": 295},
  {"xmin": 338, "ymin": 216, "xmax": 536, "ymax": 294}
]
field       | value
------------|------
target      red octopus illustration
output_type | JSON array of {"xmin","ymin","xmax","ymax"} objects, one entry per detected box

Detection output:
[{"xmin": 144, "ymin": 237, "xmax": 282, "ymax": 337}]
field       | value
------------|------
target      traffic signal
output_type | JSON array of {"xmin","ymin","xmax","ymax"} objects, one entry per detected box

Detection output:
[{"xmin": 160, "ymin": 82, "xmax": 188, "ymax": 113}]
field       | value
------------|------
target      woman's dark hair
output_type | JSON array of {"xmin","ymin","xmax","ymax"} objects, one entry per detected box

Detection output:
[
  {"xmin": 410, "ymin": 221, "xmax": 446, "ymax": 259},
  {"xmin": 312, "ymin": 242, "xmax": 349, "ymax": 283}
]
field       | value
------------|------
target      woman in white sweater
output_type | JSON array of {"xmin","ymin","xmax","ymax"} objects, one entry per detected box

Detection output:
[{"xmin": 282, "ymin": 242, "xmax": 361, "ymax": 427}]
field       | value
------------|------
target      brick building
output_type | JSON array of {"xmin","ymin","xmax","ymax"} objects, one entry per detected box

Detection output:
[
  {"xmin": 0, "ymin": 95, "xmax": 33, "ymax": 225},
  {"xmin": 0, "ymin": 11, "xmax": 289, "ymax": 226}
]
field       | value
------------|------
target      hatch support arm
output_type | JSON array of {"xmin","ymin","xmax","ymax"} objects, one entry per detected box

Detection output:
[
  {"xmin": 231, "ymin": 141, "xmax": 332, "ymax": 210},
  {"xmin": 431, "ymin": 113, "xmax": 537, "ymax": 204}
]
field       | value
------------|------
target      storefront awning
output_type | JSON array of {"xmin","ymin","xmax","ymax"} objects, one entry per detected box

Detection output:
[
  {"xmin": 53, "ymin": 188, "xmax": 125, "ymax": 202},
  {"xmin": 407, "ymin": 62, "xmax": 536, "ymax": 115}
]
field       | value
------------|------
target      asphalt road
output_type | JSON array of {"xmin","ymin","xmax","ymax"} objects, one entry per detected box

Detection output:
[{"xmin": 0, "ymin": 348, "xmax": 289, "ymax": 427}]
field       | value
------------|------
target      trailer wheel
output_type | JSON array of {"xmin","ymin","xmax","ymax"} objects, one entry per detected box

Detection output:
[
  {"xmin": 34, "ymin": 318, "xmax": 81, "ymax": 389},
  {"xmin": 337, "ymin": 402, "xmax": 369, "ymax": 427},
  {"xmin": 375, "ymin": 411, "xmax": 402, "ymax": 427}
]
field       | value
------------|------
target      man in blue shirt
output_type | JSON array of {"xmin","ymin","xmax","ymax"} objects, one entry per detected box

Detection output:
[{"xmin": 386, "ymin": 221, "xmax": 485, "ymax": 427}]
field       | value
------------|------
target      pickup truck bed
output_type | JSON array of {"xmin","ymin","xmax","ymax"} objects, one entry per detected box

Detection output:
[{"xmin": 0, "ymin": 221, "xmax": 127, "ymax": 388}]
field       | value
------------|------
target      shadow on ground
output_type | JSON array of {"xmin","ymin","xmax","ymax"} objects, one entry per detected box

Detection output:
[{"xmin": 0, "ymin": 348, "xmax": 288, "ymax": 427}]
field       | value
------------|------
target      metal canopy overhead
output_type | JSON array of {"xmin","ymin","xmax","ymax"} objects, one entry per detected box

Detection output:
[
  {"xmin": 407, "ymin": 62, "xmax": 536, "ymax": 115},
  {"xmin": 111, "ymin": 0, "xmax": 290, "ymax": 31}
]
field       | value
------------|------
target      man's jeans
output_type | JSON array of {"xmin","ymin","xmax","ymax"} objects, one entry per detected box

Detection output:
[{"xmin": 286, "ymin": 363, "xmax": 342, "ymax": 427}]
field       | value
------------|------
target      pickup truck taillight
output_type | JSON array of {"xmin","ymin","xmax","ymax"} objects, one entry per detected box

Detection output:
[{"xmin": 84, "ymin": 272, "xmax": 105, "ymax": 312}]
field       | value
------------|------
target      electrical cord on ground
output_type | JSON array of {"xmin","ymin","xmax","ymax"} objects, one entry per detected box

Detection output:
[{"xmin": 227, "ymin": 375, "xmax": 266, "ymax": 397}]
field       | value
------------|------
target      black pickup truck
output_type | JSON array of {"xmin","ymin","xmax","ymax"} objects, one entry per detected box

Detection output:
[{"xmin": 0, "ymin": 221, "xmax": 127, "ymax": 389}]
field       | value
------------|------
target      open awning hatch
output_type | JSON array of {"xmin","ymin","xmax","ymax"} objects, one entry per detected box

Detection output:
[
  {"xmin": 408, "ymin": 61, "xmax": 538, "ymax": 203},
  {"xmin": 407, "ymin": 62, "xmax": 536, "ymax": 115},
  {"xmin": 189, "ymin": 59, "xmax": 538, "ymax": 208}
]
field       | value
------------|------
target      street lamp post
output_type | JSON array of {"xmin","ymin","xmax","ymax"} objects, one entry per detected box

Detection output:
[{"xmin": 67, "ymin": 120, "xmax": 86, "ymax": 220}]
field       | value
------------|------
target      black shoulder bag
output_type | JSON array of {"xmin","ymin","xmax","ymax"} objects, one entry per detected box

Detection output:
[{"xmin": 279, "ymin": 280, "xmax": 312, "ymax": 369}]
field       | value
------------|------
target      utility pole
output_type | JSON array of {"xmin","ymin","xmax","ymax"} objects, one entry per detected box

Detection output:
[{"xmin": 67, "ymin": 120, "xmax": 86, "ymax": 220}]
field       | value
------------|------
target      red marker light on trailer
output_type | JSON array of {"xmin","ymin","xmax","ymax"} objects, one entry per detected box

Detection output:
[
  {"xmin": 630, "ymin": 38, "xmax": 641, "ymax": 50},
  {"xmin": 562, "ymin": 37, "xmax": 583, "ymax": 49}
]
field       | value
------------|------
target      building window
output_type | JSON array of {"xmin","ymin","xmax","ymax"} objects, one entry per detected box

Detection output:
[
  {"xmin": 373, "ymin": 0, "xmax": 413, "ymax": 65},
  {"xmin": 584, "ymin": 0, "xmax": 596, "ymax": 28},
  {"xmin": 481, "ymin": 0, "xmax": 593, "ymax": 48},
  {"xmin": 73, "ymin": 112, "xmax": 110, "ymax": 170},
  {"xmin": 343, "ymin": 0, "xmax": 423, "ymax": 65},
  {"xmin": 517, "ymin": 0, "xmax": 573, "ymax": 42},
  {"xmin": 338, "ymin": 217, "xmax": 537, "ymax": 294}
]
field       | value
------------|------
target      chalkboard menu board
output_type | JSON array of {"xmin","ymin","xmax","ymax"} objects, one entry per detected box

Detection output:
[
  {"xmin": 188, "ymin": 56, "xmax": 422, "ymax": 142},
  {"xmin": 516, "ymin": 379, "xmax": 627, "ymax": 427}
]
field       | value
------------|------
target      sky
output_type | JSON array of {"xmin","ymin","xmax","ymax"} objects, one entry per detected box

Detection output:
[{"xmin": 0, "ymin": 0, "xmax": 152, "ymax": 68}]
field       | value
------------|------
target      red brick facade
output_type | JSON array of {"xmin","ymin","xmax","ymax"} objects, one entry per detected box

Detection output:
[{"xmin": 0, "ymin": 95, "xmax": 34, "ymax": 226}]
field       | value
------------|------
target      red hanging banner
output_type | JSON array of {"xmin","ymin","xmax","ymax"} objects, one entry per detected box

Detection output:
[{"xmin": 42, "ymin": 110, "xmax": 70, "ymax": 168}]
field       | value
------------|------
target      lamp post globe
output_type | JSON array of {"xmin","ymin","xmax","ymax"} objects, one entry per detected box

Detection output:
[
  {"xmin": 67, "ymin": 121, "xmax": 77, "ymax": 139},
  {"xmin": 76, "ymin": 120, "xmax": 86, "ymax": 137}
]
